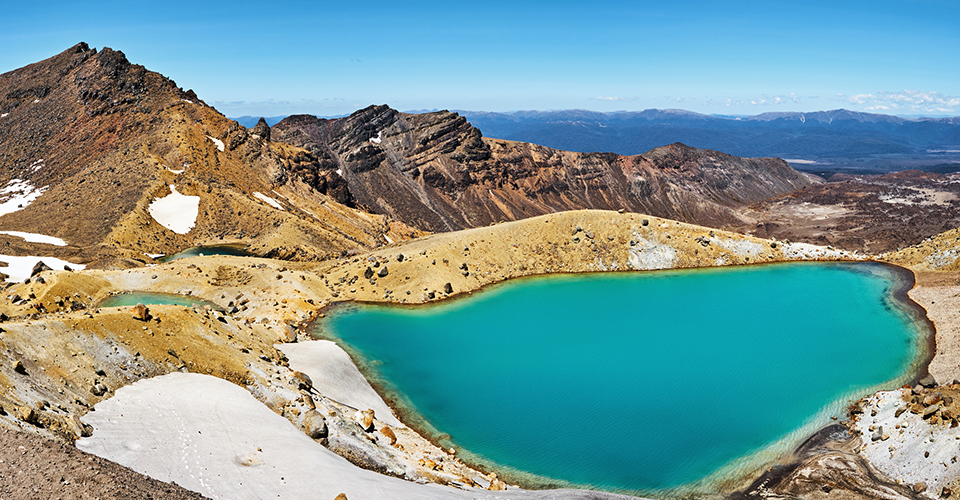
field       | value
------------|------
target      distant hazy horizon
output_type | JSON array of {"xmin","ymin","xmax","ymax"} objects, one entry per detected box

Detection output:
[{"xmin": 228, "ymin": 107, "xmax": 960, "ymax": 123}]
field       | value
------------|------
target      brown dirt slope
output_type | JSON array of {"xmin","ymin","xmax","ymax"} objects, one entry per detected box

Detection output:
[
  {"xmin": 0, "ymin": 428, "xmax": 208, "ymax": 500},
  {"xmin": 271, "ymin": 106, "xmax": 820, "ymax": 232},
  {"xmin": 0, "ymin": 44, "xmax": 420, "ymax": 269},
  {"xmin": 735, "ymin": 170, "xmax": 960, "ymax": 253}
]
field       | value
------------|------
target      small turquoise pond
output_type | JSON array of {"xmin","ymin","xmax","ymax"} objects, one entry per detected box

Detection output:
[
  {"xmin": 158, "ymin": 244, "xmax": 254, "ymax": 263},
  {"xmin": 317, "ymin": 263, "xmax": 928, "ymax": 496},
  {"xmin": 99, "ymin": 292, "xmax": 220, "ymax": 309}
]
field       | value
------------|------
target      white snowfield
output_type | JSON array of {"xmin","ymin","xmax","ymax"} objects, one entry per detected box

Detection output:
[
  {"xmin": 0, "ymin": 254, "xmax": 85, "ymax": 282},
  {"xmin": 0, "ymin": 231, "xmax": 66, "ymax": 246},
  {"xmin": 252, "ymin": 192, "xmax": 284, "ymax": 210},
  {"xmin": 0, "ymin": 179, "xmax": 47, "ymax": 216},
  {"xmin": 148, "ymin": 185, "xmax": 200, "ymax": 234},
  {"xmin": 77, "ymin": 373, "xmax": 639, "ymax": 500},
  {"xmin": 207, "ymin": 135, "xmax": 225, "ymax": 152},
  {"xmin": 279, "ymin": 341, "xmax": 402, "ymax": 427}
]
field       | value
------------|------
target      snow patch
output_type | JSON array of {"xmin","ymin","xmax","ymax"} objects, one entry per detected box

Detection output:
[
  {"xmin": 149, "ymin": 185, "xmax": 200, "ymax": 234},
  {"xmin": 252, "ymin": 192, "xmax": 284, "ymax": 210},
  {"xmin": 627, "ymin": 235, "xmax": 678, "ymax": 270},
  {"xmin": 383, "ymin": 234, "xmax": 394, "ymax": 244},
  {"xmin": 369, "ymin": 131, "xmax": 382, "ymax": 144},
  {"xmin": 783, "ymin": 158, "xmax": 817, "ymax": 165},
  {"xmin": 0, "ymin": 179, "xmax": 47, "ymax": 216},
  {"xmin": 335, "ymin": 168, "xmax": 343, "ymax": 177},
  {"xmin": 29, "ymin": 159, "xmax": 44, "ymax": 172},
  {"xmin": 0, "ymin": 255, "xmax": 85, "ymax": 282},
  {"xmin": 76, "ymin": 373, "xmax": 496, "ymax": 500},
  {"xmin": 206, "ymin": 135, "xmax": 225, "ymax": 152},
  {"xmin": 145, "ymin": 253, "xmax": 165, "ymax": 259},
  {"xmin": 0, "ymin": 231, "xmax": 66, "ymax": 246},
  {"xmin": 0, "ymin": 113, "xmax": 7, "ymax": 118}
]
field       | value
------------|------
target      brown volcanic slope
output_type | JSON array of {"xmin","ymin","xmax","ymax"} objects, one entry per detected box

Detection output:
[
  {"xmin": 271, "ymin": 106, "xmax": 821, "ymax": 233},
  {"xmin": 0, "ymin": 44, "xmax": 418, "ymax": 268},
  {"xmin": 734, "ymin": 170, "xmax": 960, "ymax": 253}
]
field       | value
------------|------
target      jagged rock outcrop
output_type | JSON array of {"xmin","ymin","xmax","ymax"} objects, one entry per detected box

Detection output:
[
  {"xmin": 272, "ymin": 105, "xmax": 821, "ymax": 232},
  {"xmin": 251, "ymin": 117, "xmax": 271, "ymax": 142}
]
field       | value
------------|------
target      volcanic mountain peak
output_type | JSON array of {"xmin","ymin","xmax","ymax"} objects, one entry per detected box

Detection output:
[{"xmin": 0, "ymin": 44, "xmax": 419, "ymax": 269}]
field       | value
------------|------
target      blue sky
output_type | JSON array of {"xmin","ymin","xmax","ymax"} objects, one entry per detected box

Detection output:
[{"xmin": 2, "ymin": 0, "xmax": 957, "ymax": 117}]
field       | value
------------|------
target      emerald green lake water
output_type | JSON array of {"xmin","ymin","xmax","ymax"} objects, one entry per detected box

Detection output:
[
  {"xmin": 158, "ymin": 244, "xmax": 253, "ymax": 263},
  {"xmin": 99, "ymin": 292, "xmax": 220, "ymax": 309},
  {"xmin": 318, "ymin": 263, "xmax": 927, "ymax": 496}
]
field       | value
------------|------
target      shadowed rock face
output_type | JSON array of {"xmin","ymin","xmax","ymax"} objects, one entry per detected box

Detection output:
[{"xmin": 273, "ymin": 106, "xmax": 820, "ymax": 232}]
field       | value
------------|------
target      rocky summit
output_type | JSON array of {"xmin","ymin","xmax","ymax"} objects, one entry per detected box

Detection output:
[{"xmin": 0, "ymin": 43, "xmax": 419, "ymax": 269}]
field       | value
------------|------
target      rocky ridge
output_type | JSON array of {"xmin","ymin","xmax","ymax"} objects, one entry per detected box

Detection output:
[{"xmin": 271, "ymin": 106, "xmax": 820, "ymax": 233}]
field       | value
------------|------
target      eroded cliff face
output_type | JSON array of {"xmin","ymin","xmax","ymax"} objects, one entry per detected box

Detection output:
[{"xmin": 271, "ymin": 106, "xmax": 820, "ymax": 232}]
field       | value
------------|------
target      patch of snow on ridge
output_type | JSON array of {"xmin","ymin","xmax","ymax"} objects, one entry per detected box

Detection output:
[
  {"xmin": 0, "ymin": 179, "xmax": 47, "ymax": 216},
  {"xmin": 0, "ymin": 255, "xmax": 85, "ymax": 282},
  {"xmin": 627, "ymin": 235, "xmax": 677, "ymax": 270},
  {"xmin": 29, "ymin": 159, "xmax": 44, "ymax": 172},
  {"xmin": 206, "ymin": 135, "xmax": 225, "ymax": 152},
  {"xmin": 0, "ymin": 113, "xmax": 8, "ymax": 118},
  {"xmin": 0, "ymin": 231, "xmax": 66, "ymax": 246},
  {"xmin": 149, "ymin": 185, "xmax": 200, "ymax": 234},
  {"xmin": 369, "ymin": 131, "xmax": 382, "ymax": 144},
  {"xmin": 252, "ymin": 192, "xmax": 284, "ymax": 210}
]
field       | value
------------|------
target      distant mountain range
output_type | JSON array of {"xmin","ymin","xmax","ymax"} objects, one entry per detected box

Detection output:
[
  {"xmin": 232, "ymin": 115, "xmax": 287, "ymax": 128},
  {"xmin": 453, "ymin": 109, "xmax": 960, "ymax": 174},
  {"xmin": 232, "ymin": 109, "xmax": 960, "ymax": 175}
]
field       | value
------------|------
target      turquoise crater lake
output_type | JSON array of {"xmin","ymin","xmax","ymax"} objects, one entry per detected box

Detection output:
[{"xmin": 318, "ymin": 263, "xmax": 927, "ymax": 496}]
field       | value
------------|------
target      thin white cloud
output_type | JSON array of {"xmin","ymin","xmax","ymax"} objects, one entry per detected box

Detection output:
[
  {"xmin": 839, "ymin": 90, "xmax": 960, "ymax": 113},
  {"xmin": 592, "ymin": 96, "xmax": 634, "ymax": 101}
]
